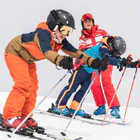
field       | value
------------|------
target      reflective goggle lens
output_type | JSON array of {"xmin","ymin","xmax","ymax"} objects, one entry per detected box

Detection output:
[
  {"xmin": 81, "ymin": 13, "xmax": 93, "ymax": 21},
  {"xmin": 59, "ymin": 25, "xmax": 73, "ymax": 36}
]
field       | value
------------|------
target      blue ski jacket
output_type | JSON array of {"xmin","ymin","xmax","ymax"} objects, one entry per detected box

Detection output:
[{"xmin": 83, "ymin": 43, "xmax": 121, "ymax": 73}]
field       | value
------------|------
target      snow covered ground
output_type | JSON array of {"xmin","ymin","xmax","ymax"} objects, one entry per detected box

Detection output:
[{"xmin": 0, "ymin": 91, "xmax": 140, "ymax": 140}]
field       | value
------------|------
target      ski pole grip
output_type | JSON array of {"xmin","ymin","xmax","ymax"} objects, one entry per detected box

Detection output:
[
  {"xmin": 127, "ymin": 54, "xmax": 133, "ymax": 64},
  {"xmin": 136, "ymin": 59, "xmax": 140, "ymax": 68},
  {"xmin": 128, "ymin": 54, "xmax": 132, "ymax": 57}
]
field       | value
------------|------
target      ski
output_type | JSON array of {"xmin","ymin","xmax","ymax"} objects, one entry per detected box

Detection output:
[
  {"xmin": 0, "ymin": 114, "xmax": 81, "ymax": 140},
  {"xmin": 90, "ymin": 114, "xmax": 133, "ymax": 126},
  {"xmin": 103, "ymin": 120, "xmax": 132, "ymax": 126},
  {"xmin": 43, "ymin": 133, "xmax": 82, "ymax": 140},
  {"xmin": 46, "ymin": 103, "xmax": 133, "ymax": 126},
  {"xmin": 35, "ymin": 109, "xmax": 109, "ymax": 125},
  {"xmin": 0, "ymin": 126, "xmax": 47, "ymax": 140},
  {"xmin": 0, "ymin": 113, "xmax": 47, "ymax": 140},
  {"xmin": 0, "ymin": 126, "xmax": 82, "ymax": 140},
  {"xmin": 75, "ymin": 117, "xmax": 132, "ymax": 126},
  {"xmin": 35, "ymin": 109, "xmax": 71, "ymax": 120},
  {"xmin": 35, "ymin": 109, "xmax": 132, "ymax": 126}
]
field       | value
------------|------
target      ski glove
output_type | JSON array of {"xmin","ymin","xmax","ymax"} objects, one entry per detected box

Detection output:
[
  {"xmin": 129, "ymin": 60, "xmax": 140, "ymax": 68},
  {"xmin": 90, "ymin": 55, "xmax": 109, "ymax": 71},
  {"xmin": 60, "ymin": 56, "xmax": 73, "ymax": 70},
  {"xmin": 117, "ymin": 55, "xmax": 133, "ymax": 71},
  {"xmin": 99, "ymin": 55, "xmax": 109, "ymax": 71}
]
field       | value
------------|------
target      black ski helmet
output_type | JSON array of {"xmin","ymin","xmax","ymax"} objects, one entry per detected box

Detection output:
[
  {"xmin": 47, "ymin": 9, "xmax": 75, "ymax": 31},
  {"xmin": 109, "ymin": 36, "xmax": 126, "ymax": 56}
]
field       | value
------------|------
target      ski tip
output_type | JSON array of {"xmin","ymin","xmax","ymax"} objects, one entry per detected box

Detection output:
[
  {"xmin": 61, "ymin": 131, "xmax": 66, "ymax": 136},
  {"xmin": 74, "ymin": 137, "xmax": 83, "ymax": 140}
]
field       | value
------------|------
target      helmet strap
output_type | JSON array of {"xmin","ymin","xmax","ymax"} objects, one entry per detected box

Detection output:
[
  {"xmin": 53, "ymin": 25, "xmax": 59, "ymax": 32},
  {"xmin": 52, "ymin": 25, "xmax": 62, "ymax": 44},
  {"xmin": 52, "ymin": 32, "xmax": 62, "ymax": 44}
]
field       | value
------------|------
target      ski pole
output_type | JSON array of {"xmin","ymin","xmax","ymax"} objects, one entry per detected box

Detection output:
[
  {"xmin": 101, "ymin": 54, "xmax": 132, "ymax": 125},
  {"xmin": 101, "ymin": 66, "xmax": 127, "ymax": 125},
  {"xmin": 122, "ymin": 60, "xmax": 140, "ymax": 123},
  {"xmin": 61, "ymin": 70, "xmax": 99, "ymax": 136},
  {"xmin": 8, "ymin": 70, "xmax": 71, "ymax": 137}
]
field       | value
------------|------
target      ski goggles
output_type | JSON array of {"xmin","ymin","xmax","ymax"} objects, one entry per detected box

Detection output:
[
  {"xmin": 59, "ymin": 25, "xmax": 73, "ymax": 36},
  {"xmin": 81, "ymin": 13, "xmax": 93, "ymax": 21}
]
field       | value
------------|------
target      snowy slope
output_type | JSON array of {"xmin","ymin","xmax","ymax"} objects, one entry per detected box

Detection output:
[{"xmin": 0, "ymin": 91, "xmax": 140, "ymax": 140}]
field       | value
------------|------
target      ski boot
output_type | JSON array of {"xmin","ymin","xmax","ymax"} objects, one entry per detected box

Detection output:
[
  {"xmin": 2, "ymin": 116, "xmax": 34, "ymax": 136},
  {"xmin": 69, "ymin": 108, "xmax": 91, "ymax": 118},
  {"xmin": 93, "ymin": 105, "xmax": 106, "ymax": 116},
  {"xmin": 48, "ymin": 103, "xmax": 72, "ymax": 117},
  {"xmin": 25, "ymin": 117, "xmax": 45, "ymax": 134},
  {"xmin": 110, "ymin": 106, "xmax": 121, "ymax": 119},
  {"xmin": 2, "ymin": 117, "xmax": 27, "ymax": 129}
]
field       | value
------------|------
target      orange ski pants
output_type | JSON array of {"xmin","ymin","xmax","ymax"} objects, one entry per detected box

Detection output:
[
  {"xmin": 91, "ymin": 65, "xmax": 120, "ymax": 108},
  {"xmin": 3, "ymin": 52, "xmax": 38, "ymax": 119}
]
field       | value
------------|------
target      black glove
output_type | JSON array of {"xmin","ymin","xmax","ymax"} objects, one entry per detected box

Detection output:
[
  {"xmin": 90, "ymin": 55, "xmax": 109, "ymax": 71},
  {"xmin": 100, "ymin": 55, "xmax": 109, "ymax": 71},
  {"xmin": 118, "ymin": 58, "xmax": 127, "ymax": 71},
  {"xmin": 129, "ymin": 60, "xmax": 140, "ymax": 68},
  {"xmin": 118, "ymin": 55, "xmax": 133, "ymax": 71},
  {"xmin": 60, "ymin": 56, "xmax": 73, "ymax": 70}
]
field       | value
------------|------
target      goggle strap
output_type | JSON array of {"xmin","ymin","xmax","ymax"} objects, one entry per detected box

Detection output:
[
  {"xmin": 66, "ymin": 30, "xmax": 70, "ymax": 36},
  {"xmin": 51, "ymin": 10, "xmax": 62, "ymax": 26}
]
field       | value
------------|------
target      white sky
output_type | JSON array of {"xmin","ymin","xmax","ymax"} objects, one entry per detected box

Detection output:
[
  {"xmin": 0, "ymin": 0, "xmax": 140, "ymax": 108},
  {"xmin": 0, "ymin": 92, "xmax": 140, "ymax": 140}
]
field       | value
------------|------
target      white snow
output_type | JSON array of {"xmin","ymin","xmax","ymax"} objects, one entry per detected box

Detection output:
[{"xmin": 0, "ymin": 91, "xmax": 140, "ymax": 140}]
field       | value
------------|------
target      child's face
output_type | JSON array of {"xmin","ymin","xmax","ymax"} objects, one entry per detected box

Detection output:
[
  {"xmin": 55, "ymin": 25, "xmax": 73, "ymax": 43},
  {"xmin": 83, "ymin": 19, "xmax": 94, "ymax": 30},
  {"xmin": 55, "ymin": 29, "xmax": 66, "ymax": 44}
]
